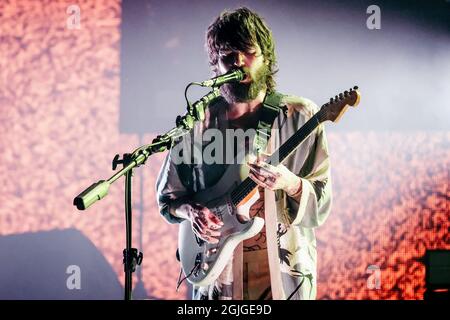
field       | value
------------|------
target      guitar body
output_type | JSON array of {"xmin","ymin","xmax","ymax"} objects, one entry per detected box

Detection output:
[{"xmin": 178, "ymin": 163, "xmax": 264, "ymax": 286}]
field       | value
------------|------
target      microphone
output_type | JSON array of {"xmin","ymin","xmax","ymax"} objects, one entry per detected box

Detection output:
[{"xmin": 199, "ymin": 69, "xmax": 245, "ymax": 87}]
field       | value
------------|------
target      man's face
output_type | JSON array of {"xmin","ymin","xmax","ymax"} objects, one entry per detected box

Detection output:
[{"xmin": 217, "ymin": 44, "xmax": 270, "ymax": 104}]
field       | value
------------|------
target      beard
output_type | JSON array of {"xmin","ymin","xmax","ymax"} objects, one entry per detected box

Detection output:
[{"xmin": 220, "ymin": 64, "xmax": 270, "ymax": 104}]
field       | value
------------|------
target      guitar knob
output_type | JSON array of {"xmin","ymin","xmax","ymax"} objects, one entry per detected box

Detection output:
[
  {"xmin": 201, "ymin": 262, "xmax": 209, "ymax": 271},
  {"xmin": 206, "ymin": 248, "xmax": 217, "ymax": 257}
]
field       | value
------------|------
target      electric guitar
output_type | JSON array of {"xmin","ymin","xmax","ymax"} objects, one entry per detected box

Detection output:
[{"xmin": 178, "ymin": 86, "xmax": 361, "ymax": 286}]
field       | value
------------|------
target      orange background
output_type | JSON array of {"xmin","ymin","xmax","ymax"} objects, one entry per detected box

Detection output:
[{"xmin": 0, "ymin": 0, "xmax": 448, "ymax": 299}]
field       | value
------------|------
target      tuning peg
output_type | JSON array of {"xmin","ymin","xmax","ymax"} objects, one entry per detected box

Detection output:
[
  {"xmin": 349, "ymin": 88, "xmax": 353, "ymax": 92},
  {"xmin": 353, "ymin": 86, "xmax": 358, "ymax": 90},
  {"xmin": 339, "ymin": 93, "xmax": 344, "ymax": 99},
  {"xmin": 329, "ymin": 98, "xmax": 334, "ymax": 103},
  {"xmin": 335, "ymin": 95, "xmax": 339, "ymax": 101},
  {"xmin": 344, "ymin": 90, "xmax": 349, "ymax": 96}
]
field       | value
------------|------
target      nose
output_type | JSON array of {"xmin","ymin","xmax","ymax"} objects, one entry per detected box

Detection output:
[{"xmin": 233, "ymin": 52, "xmax": 245, "ymax": 68}]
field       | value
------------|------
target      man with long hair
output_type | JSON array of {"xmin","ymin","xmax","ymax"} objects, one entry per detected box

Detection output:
[{"xmin": 156, "ymin": 7, "xmax": 332, "ymax": 300}]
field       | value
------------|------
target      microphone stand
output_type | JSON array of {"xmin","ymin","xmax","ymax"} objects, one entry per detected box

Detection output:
[
  {"xmin": 131, "ymin": 133, "xmax": 150, "ymax": 300},
  {"xmin": 73, "ymin": 88, "xmax": 220, "ymax": 300}
]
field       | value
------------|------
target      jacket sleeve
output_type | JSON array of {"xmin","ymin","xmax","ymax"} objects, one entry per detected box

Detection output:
[
  {"xmin": 155, "ymin": 146, "xmax": 190, "ymax": 224},
  {"xmin": 286, "ymin": 123, "xmax": 333, "ymax": 228}
]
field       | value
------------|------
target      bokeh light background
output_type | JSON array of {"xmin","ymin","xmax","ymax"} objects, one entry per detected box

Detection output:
[{"xmin": 0, "ymin": 0, "xmax": 448, "ymax": 299}]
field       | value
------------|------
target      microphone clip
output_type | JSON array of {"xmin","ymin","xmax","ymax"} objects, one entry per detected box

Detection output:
[{"xmin": 198, "ymin": 68, "xmax": 245, "ymax": 87}]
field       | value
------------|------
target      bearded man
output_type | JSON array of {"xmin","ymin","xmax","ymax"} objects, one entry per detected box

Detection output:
[{"xmin": 156, "ymin": 7, "xmax": 332, "ymax": 300}]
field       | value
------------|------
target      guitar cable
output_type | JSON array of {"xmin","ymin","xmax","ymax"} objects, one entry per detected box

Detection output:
[
  {"xmin": 286, "ymin": 272, "xmax": 313, "ymax": 300},
  {"xmin": 176, "ymin": 262, "xmax": 201, "ymax": 292}
]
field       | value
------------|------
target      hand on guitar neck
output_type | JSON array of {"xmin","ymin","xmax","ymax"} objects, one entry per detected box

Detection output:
[{"xmin": 247, "ymin": 153, "xmax": 303, "ymax": 198}]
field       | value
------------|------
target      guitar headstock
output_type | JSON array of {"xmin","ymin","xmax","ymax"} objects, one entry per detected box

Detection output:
[{"xmin": 320, "ymin": 86, "xmax": 361, "ymax": 123}]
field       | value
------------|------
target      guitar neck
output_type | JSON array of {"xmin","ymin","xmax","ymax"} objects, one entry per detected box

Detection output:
[{"xmin": 231, "ymin": 109, "xmax": 325, "ymax": 206}]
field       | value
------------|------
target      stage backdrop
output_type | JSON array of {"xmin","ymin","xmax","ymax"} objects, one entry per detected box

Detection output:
[{"xmin": 0, "ymin": 0, "xmax": 448, "ymax": 299}]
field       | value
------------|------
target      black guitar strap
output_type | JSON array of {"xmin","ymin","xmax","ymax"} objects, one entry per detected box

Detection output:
[{"xmin": 253, "ymin": 91, "xmax": 286, "ymax": 154}]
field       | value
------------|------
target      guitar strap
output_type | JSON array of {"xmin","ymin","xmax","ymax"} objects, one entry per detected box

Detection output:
[{"xmin": 253, "ymin": 91, "xmax": 286, "ymax": 154}]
